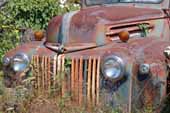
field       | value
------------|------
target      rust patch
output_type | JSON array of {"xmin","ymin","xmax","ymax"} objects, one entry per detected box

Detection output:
[{"xmin": 46, "ymin": 16, "xmax": 63, "ymax": 43}]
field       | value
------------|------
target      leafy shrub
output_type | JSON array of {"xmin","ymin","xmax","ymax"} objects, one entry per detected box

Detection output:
[
  {"xmin": 0, "ymin": 0, "xmax": 80, "ymax": 69},
  {"xmin": 0, "ymin": 0, "xmax": 77, "ymax": 30},
  {"xmin": 0, "ymin": 71, "xmax": 4, "ymax": 95},
  {"xmin": 0, "ymin": 28, "xmax": 20, "ymax": 69}
]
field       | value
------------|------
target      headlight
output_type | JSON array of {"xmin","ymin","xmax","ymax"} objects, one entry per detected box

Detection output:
[
  {"xmin": 102, "ymin": 55, "xmax": 125, "ymax": 81},
  {"xmin": 11, "ymin": 53, "xmax": 30, "ymax": 72},
  {"xmin": 3, "ymin": 57, "xmax": 10, "ymax": 66},
  {"xmin": 164, "ymin": 46, "xmax": 170, "ymax": 59}
]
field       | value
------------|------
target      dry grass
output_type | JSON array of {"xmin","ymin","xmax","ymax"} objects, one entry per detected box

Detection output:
[
  {"xmin": 0, "ymin": 88, "xmax": 124, "ymax": 113},
  {"xmin": 0, "ymin": 69, "xmax": 169, "ymax": 113},
  {"xmin": 0, "ymin": 77, "xmax": 121, "ymax": 113}
]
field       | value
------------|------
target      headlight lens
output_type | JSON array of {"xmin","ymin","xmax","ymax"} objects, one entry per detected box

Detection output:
[
  {"xmin": 11, "ymin": 53, "xmax": 30, "ymax": 72},
  {"xmin": 102, "ymin": 55, "xmax": 125, "ymax": 81}
]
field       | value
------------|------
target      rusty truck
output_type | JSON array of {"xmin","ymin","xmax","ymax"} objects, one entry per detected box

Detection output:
[{"xmin": 2, "ymin": 0, "xmax": 170, "ymax": 112}]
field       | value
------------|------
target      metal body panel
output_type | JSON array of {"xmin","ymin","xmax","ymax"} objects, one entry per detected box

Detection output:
[
  {"xmin": 5, "ymin": 41, "xmax": 56, "ymax": 58},
  {"xmin": 46, "ymin": 5, "xmax": 167, "ymax": 45}
]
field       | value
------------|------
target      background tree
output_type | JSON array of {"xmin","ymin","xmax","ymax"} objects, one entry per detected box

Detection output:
[{"xmin": 0, "ymin": 0, "xmax": 80, "ymax": 69}]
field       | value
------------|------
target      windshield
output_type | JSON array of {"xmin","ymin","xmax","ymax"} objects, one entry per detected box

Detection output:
[{"xmin": 86, "ymin": 0, "xmax": 163, "ymax": 5}]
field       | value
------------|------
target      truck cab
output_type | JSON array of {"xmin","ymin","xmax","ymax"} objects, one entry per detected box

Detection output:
[{"xmin": 81, "ymin": 0, "xmax": 169, "ymax": 9}]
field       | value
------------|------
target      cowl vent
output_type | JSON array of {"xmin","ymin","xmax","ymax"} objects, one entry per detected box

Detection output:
[{"xmin": 106, "ymin": 22, "xmax": 154, "ymax": 41}]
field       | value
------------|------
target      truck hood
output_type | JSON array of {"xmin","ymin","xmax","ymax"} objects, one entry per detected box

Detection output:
[{"xmin": 46, "ymin": 5, "xmax": 165, "ymax": 47}]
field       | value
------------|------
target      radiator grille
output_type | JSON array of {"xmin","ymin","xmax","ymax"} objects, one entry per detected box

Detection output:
[
  {"xmin": 32, "ymin": 55, "xmax": 101, "ymax": 105},
  {"xmin": 32, "ymin": 56, "xmax": 52, "ymax": 92}
]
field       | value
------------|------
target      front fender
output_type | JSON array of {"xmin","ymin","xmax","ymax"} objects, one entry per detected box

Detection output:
[
  {"xmin": 3, "ymin": 41, "xmax": 56, "ymax": 87},
  {"xmin": 5, "ymin": 41, "xmax": 56, "ymax": 58}
]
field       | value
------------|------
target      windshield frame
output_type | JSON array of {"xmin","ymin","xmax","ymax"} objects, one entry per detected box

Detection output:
[{"xmin": 85, "ymin": 0, "xmax": 164, "ymax": 6}]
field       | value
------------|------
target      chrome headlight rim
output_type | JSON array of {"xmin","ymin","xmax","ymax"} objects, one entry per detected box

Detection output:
[
  {"xmin": 101, "ymin": 55, "xmax": 125, "ymax": 82},
  {"xmin": 2, "ymin": 57, "xmax": 11, "ymax": 66},
  {"xmin": 11, "ymin": 53, "xmax": 30, "ymax": 72}
]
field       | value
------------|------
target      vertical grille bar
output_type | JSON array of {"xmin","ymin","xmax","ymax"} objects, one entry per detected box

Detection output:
[
  {"xmin": 87, "ymin": 57, "xmax": 92, "ymax": 106},
  {"xmin": 32, "ymin": 56, "xmax": 36, "ymax": 89},
  {"xmin": 47, "ymin": 57, "xmax": 51, "ymax": 90},
  {"xmin": 41, "ymin": 56, "xmax": 45, "ymax": 90},
  {"xmin": 92, "ymin": 57, "xmax": 96, "ymax": 105},
  {"xmin": 79, "ymin": 57, "xmax": 83, "ymax": 105},
  {"xmin": 45, "ymin": 56, "xmax": 48, "ymax": 90},
  {"xmin": 53, "ymin": 55, "xmax": 57, "ymax": 89},
  {"xmin": 75, "ymin": 58, "xmax": 79, "ymax": 102},
  {"xmin": 36, "ymin": 56, "xmax": 40, "ymax": 92},
  {"xmin": 83, "ymin": 60, "xmax": 88, "ymax": 98},
  {"xmin": 96, "ymin": 57, "xmax": 101, "ymax": 104},
  {"xmin": 57, "ymin": 55, "xmax": 62, "ymax": 96},
  {"xmin": 61, "ymin": 55, "xmax": 66, "ymax": 97},
  {"xmin": 71, "ymin": 58, "xmax": 75, "ymax": 101}
]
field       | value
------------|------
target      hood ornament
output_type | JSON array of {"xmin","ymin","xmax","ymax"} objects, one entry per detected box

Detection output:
[{"xmin": 45, "ymin": 42, "xmax": 66, "ymax": 53}]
